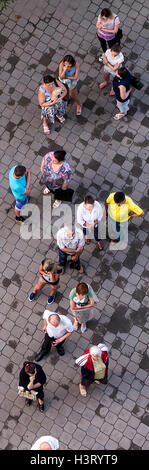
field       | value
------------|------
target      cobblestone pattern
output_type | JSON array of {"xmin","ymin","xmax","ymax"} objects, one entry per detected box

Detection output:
[{"xmin": 0, "ymin": 0, "xmax": 149, "ymax": 451}]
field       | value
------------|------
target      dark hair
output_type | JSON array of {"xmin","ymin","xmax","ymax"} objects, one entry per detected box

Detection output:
[
  {"xmin": 14, "ymin": 165, "xmax": 26, "ymax": 177},
  {"xmin": 84, "ymin": 194, "xmax": 94, "ymax": 205},
  {"xmin": 24, "ymin": 362, "xmax": 35, "ymax": 375},
  {"xmin": 114, "ymin": 192, "xmax": 125, "ymax": 204},
  {"xmin": 63, "ymin": 55, "xmax": 76, "ymax": 67},
  {"xmin": 76, "ymin": 282, "xmax": 88, "ymax": 295},
  {"xmin": 111, "ymin": 44, "xmax": 121, "ymax": 54},
  {"xmin": 43, "ymin": 75, "xmax": 54, "ymax": 84},
  {"xmin": 101, "ymin": 8, "xmax": 113, "ymax": 18},
  {"xmin": 118, "ymin": 67, "xmax": 129, "ymax": 79},
  {"xmin": 54, "ymin": 150, "xmax": 66, "ymax": 162}
]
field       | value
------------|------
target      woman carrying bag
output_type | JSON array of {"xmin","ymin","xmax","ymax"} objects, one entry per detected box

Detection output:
[{"xmin": 76, "ymin": 344, "xmax": 109, "ymax": 397}]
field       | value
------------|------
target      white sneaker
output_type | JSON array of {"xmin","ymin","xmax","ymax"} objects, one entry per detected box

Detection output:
[{"xmin": 53, "ymin": 200, "xmax": 62, "ymax": 208}]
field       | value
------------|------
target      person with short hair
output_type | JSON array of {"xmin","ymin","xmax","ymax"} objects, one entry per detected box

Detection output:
[
  {"xmin": 105, "ymin": 191, "xmax": 144, "ymax": 247},
  {"xmin": 98, "ymin": 44, "xmax": 124, "ymax": 95},
  {"xmin": 28, "ymin": 258, "xmax": 63, "ymax": 305},
  {"xmin": 9, "ymin": 165, "xmax": 31, "ymax": 224},
  {"xmin": 69, "ymin": 282, "xmax": 94, "ymax": 333},
  {"xmin": 35, "ymin": 312, "xmax": 73, "ymax": 361},
  {"xmin": 31, "ymin": 435, "xmax": 59, "ymax": 450},
  {"xmin": 19, "ymin": 361, "xmax": 46, "ymax": 412},
  {"xmin": 40, "ymin": 150, "xmax": 72, "ymax": 208},
  {"xmin": 59, "ymin": 55, "xmax": 81, "ymax": 115},
  {"xmin": 57, "ymin": 225, "xmax": 85, "ymax": 274},
  {"xmin": 76, "ymin": 344, "xmax": 109, "ymax": 397},
  {"xmin": 113, "ymin": 67, "xmax": 132, "ymax": 119},
  {"xmin": 38, "ymin": 74, "xmax": 67, "ymax": 134},
  {"xmin": 77, "ymin": 194, "xmax": 103, "ymax": 251},
  {"xmin": 96, "ymin": 8, "xmax": 121, "ymax": 62}
]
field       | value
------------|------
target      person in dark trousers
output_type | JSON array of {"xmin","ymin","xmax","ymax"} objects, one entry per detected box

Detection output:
[
  {"xmin": 76, "ymin": 344, "xmax": 109, "ymax": 397},
  {"xmin": 19, "ymin": 362, "xmax": 46, "ymax": 412},
  {"xmin": 35, "ymin": 312, "xmax": 73, "ymax": 361}
]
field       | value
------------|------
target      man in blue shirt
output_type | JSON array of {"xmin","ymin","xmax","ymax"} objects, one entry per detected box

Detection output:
[
  {"xmin": 113, "ymin": 67, "xmax": 132, "ymax": 120},
  {"xmin": 9, "ymin": 165, "xmax": 31, "ymax": 223}
]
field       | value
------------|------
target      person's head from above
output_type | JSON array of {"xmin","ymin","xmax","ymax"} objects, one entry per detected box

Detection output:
[
  {"xmin": 40, "ymin": 442, "xmax": 52, "ymax": 450},
  {"xmin": 43, "ymin": 74, "xmax": 55, "ymax": 86},
  {"xmin": 64, "ymin": 224, "xmax": 75, "ymax": 239},
  {"xmin": 84, "ymin": 194, "xmax": 94, "ymax": 212},
  {"xmin": 114, "ymin": 192, "xmax": 126, "ymax": 206},
  {"xmin": 63, "ymin": 54, "xmax": 76, "ymax": 69},
  {"xmin": 24, "ymin": 362, "xmax": 36, "ymax": 376},
  {"xmin": 48, "ymin": 314, "xmax": 60, "ymax": 327},
  {"xmin": 14, "ymin": 165, "xmax": 26, "ymax": 179},
  {"xmin": 110, "ymin": 44, "xmax": 121, "ymax": 57},
  {"xmin": 116, "ymin": 67, "xmax": 129, "ymax": 79},
  {"xmin": 90, "ymin": 346, "xmax": 101, "ymax": 362},
  {"xmin": 52, "ymin": 150, "xmax": 66, "ymax": 165},
  {"xmin": 100, "ymin": 8, "xmax": 113, "ymax": 21},
  {"xmin": 76, "ymin": 282, "xmax": 89, "ymax": 301},
  {"xmin": 42, "ymin": 259, "xmax": 62, "ymax": 275}
]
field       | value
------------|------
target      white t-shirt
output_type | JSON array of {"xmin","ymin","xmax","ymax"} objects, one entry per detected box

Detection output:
[
  {"xmin": 77, "ymin": 201, "xmax": 103, "ymax": 226},
  {"xmin": 104, "ymin": 49, "xmax": 124, "ymax": 76},
  {"xmin": 31, "ymin": 435, "xmax": 59, "ymax": 450},
  {"xmin": 43, "ymin": 310, "xmax": 73, "ymax": 338},
  {"xmin": 57, "ymin": 227, "xmax": 85, "ymax": 251}
]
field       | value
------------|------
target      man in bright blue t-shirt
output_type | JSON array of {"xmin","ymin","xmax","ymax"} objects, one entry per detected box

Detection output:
[{"xmin": 9, "ymin": 165, "xmax": 31, "ymax": 223}]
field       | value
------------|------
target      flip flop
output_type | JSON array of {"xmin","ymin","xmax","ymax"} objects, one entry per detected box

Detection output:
[
  {"xmin": 42, "ymin": 187, "xmax": 51, "ymax": 195},
  {"xmin": 43, "ymin": 126, "xmax": 50, "ymax": 134},
  {"xmin": 76, "ymin": 105, "xmax": 82, "ymax": 116},
  {"xmin": 53, "ymin": 200, "xmax": 62, "ymax": 208},
  {"xmin": 98, "ymin": 242, "xmax": 103, "ymax": 251},
  {"xmin": 113, "ymin": 113, "xmax": 126, "ymax": 120},
  {"xmin": 79, "ymin": 384, "xmax": 87, "ymax": 397},
  {"xmin": 85, "ymin": 239, "xmax": 90, "ymax": 245},
  {"xmin": 109, "ymin": 89, "xmax": 115, "ymax": 96}
]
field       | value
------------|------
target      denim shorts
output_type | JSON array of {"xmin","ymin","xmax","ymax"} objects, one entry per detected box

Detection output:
[
  {"xmin": 117, "ymin": 99, "xmax": 130, "ymax": 113},
  {"xmin": 15, "ymin": 196, "xmax": 29, "ymax": 210}
]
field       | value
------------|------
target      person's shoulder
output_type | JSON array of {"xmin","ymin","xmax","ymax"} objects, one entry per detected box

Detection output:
[
  {"xmin": 69, "ymin": 287, "xmax": 76, "ymax": 298},
  {"xmin": 43, "ymin": 309, "xmax": 51, "ymax": 318}
]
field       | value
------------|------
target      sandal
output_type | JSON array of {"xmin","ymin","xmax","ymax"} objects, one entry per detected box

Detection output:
[
  {"xmin": 53, "ymin": 200, "xmax": 62, "ymax": 208},
  {"xmin": 76, "ymin": 105, "xmax": 82, "ymax": 116},
  {"xmin": 85, "ymin": 239, "xmax": 90, "ymax": 245},
  {"xmin": 56, "ymin": 115, "xmax": 65, "ymax": 124},
  {"xmin": 79, "ymin": 384, "xmax": 87, "ymax": 397},
  {"xmin": 43, "ymin": 187, "xmax": 51, "ymax": 195},
  {"xmin": 43, "ymin": 125, "xmax": 50, "ymax": 134},
  {"xmin": 38, "ymin": 402, "xmax": 44, "ymax": 412},
  {"xmin": 113, "ymin": 113, "xmax": 126, "ymax": 120},
  {"xmin": 81, "ymin": 324, "xmax": 87, "ymax": 333},
  {"xmin": 98, "ymin": 82, "xmax": 107, "ymax": 90},
  {"xmin": 109, "ymin": 88, "xmax": 115, "ymax": 96},
  {"xmin": 73, "ymin": 321, "xmax": 79, "ymax": 331},
  {"xmin": 98, "ymin": 242, "xmax": 103, "ymax": 251}
]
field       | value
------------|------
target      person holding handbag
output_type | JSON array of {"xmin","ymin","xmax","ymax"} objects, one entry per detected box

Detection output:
[
  {"xmin": 76, "ymin": 344, "xmax": 109, "ymax": 397},
  {"xmin": 39, "ymin": 150, "xmax": 72, "ymax": 208},
  {"xmin": 96, "ymin": 8, "xmax": 122, "ymax": 62}
]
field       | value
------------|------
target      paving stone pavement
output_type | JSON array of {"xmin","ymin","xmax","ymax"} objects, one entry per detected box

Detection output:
[{"xmin": 0, "ymin": 0, "xmax": 149, "ymax": 451}]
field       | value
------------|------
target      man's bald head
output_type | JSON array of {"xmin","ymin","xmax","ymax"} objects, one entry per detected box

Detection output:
[
  {"xmin": 48, "ymin": 314, "xmax": 60, "ymax": 327},
  {"xmin": 40, "ymin": 441, "xmax": 52, "ymax": 450}
]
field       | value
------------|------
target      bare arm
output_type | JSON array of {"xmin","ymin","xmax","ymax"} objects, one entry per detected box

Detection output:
[
  {"xmin": 38, "ymin": 89, "xmax": 56, "ymax": 108},
  {"xmin": 65, "ymin": 63, "xmax": 80, "ymax": 80},
  {"xmin": 119, "ymin": 85, "xmax": 132, "ymax": 100},
  {"xmin": 24, "ymin": 169, "xmax": 31, "ymax": 195},
  {"xmin": 52, "ymin": 331, "xmax": 72, "ymax": 346}
]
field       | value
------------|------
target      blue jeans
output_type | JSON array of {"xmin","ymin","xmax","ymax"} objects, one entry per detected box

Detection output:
[
  {"xmin": 108, "ymin": 216, "xmax": 128, "ymax": 243},
  {"xmin": 58, "ymin": 248, "xmax": 81, "ymax": 270},
  {"xmin": 83, "ymin": 225, "xmax": 101, "ymax": 242},
  {"xmin": 116, "ymin": 99, "xmax": 130, "ymax": 113}
]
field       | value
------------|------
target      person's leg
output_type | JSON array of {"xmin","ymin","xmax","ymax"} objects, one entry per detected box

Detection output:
[
  {"xmin": 29, "ymin": 277, "xmax": 47, "ymax": 301},
  {"xmin": 69, "ymin": 88, "xmax": 81, "ymax": 114},
  {"xmin": 98, "ymin": 72, "xmax": 110, "ymax": 89},
  {"xmin": 83, "ymin": 226, "xmax": 90, "ymax": 244},
  {"xmin": 59, "ymin": 248, "xmax": 67, "ymax": 268},
  {"xmin": 94, "ymin": 225, "xmax": 103, "ymax": 250},
  {"xmin": 56, "ymin": 339, "xmax": 65, "ymax": 356},
  {"xmin": 114, "ymin": 99, "xmax": 130, "ymax": 119},
  {"xmin": 36, "ymin": 386, "xmax": 44, "ymax": 411},
  {"xmin": 96, "ymin": 34, "xmax": 107, "ymax": 53},
  {"xmin": 35, "ymin": 333, "xmax": 52, "ymax": 361}
]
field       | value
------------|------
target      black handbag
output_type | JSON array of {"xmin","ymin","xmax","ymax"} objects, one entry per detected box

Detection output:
[
  {"xmin": 115, "ymin": 28, "xmax": 123, "ymax": 43},
  {"xmin": 130, "ymin": 74, "xmax": 144, "ymax": 90},
  {"xmin": 54, "ymin": 187, "xmax": 74, "ymax": 202}
]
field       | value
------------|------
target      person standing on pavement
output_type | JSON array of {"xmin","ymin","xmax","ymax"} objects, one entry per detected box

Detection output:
[
  {"xmin": 28, "ymin": 258, "xmax": 63, "ymax": 305},
  {"xmin": 96, "ymin": 8, "xmax": 121, "ymax": 62},
  {"xmin": 77, "ymin": 195, "xmax": 103, "ymax": 251},
  {"xmin": 35, "ymin": 312, "xmax": 73, "ymax": 361},
  {"xmin": 59, "ymin": 55, "xmax": 82, "ymax": 115},
  {"xmin": 19, "ymin": 361, "xmax": 46, "ymax": 412},
  {"xmin": 76, "ymin": 344, "xmax": 109, "ymax": 397},
  {"xmin": 113, "ymin": 67, "xmax": 132, "ymax": 119},
  {"xmin": 69, "ymin": 282, "xmax": 94, "ymax": 333},
  {"xmin": 57, "ymin": 225, "xmax": 85, "ymax": 274},
  {"xmin": 98, "ymin": 44, "xmax": 124, "ymax": 95},
  {"xmin": 39, "ymin": 150, "xmax": 72, "ymax": 208},
  {"xmin": 9, "ymin": 165, "xmax": 31, "ymax": 224}
]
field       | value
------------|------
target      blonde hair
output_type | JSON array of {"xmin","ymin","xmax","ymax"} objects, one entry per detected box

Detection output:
[{"xmin": 42, "ymin": 258, "xmax": 61, "ymax": 274}]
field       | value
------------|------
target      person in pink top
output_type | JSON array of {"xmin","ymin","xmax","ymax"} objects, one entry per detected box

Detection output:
[{"xmin": 96, "ymin": 8, "xmax": 121, "ymax": 62}]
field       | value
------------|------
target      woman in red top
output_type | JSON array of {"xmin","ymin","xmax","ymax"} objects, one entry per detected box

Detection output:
[{"xmin": 76, "ymin": 344, "xmax": 109, "ymax": 397}]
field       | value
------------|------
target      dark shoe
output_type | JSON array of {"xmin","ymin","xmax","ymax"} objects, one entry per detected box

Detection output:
[
  {"xmin": 35, "ymin": 351, "xmax": 45, "ymax": 362},
  {"xmin": 28, "ymin": 292, "xmax": 36, "ymax": 301},
  {"xmin": 38, "ymin": 402, "xmax": 44, "ymax": 413},
  {"xmin": 48, "ymin": 295, "xmax": 55, "ymax": 305},
  {"xmin": 25, "ymin": 398, "xmax": 32, "ymax": 406},
  {"xmin": 57, "ymin": 345, "xmax": 65, "ymax": 356},
  {"xmin": 16, "ymin": 216, "xmax": 26, "ymax": 224},
  {"xmin": 100, "ymin": 376, "xmax": 108, "ymax": 384}
]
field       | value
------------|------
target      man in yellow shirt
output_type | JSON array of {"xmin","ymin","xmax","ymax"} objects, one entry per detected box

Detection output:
[{"xmin": 105, "ymin": 191, "xmax": 144, "ymax": 248}]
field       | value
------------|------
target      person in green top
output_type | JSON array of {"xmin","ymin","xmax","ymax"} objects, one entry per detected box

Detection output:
[{"xmin": 69, "ymin": 282, "xmax": 94, "ymax": 333}]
